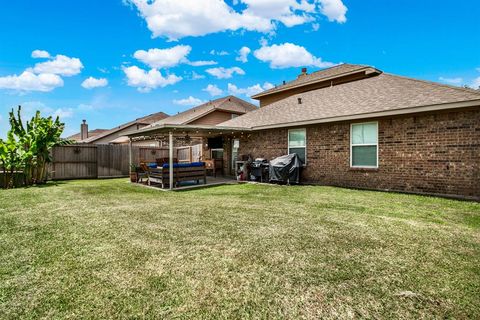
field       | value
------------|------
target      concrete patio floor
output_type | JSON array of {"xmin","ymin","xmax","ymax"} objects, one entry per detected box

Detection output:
[{"xmin": 134, "ymin": 175, "xmax": 238, "ymax": 191}]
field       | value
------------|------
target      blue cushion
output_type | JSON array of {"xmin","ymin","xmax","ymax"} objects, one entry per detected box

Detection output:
[
  {"xmin": 148, "ymin": 163, "xmax": 157, "ymax": 168},
  {"xmin": 162, "ymin": 162, "xmax": 205, "ymax": 169}
]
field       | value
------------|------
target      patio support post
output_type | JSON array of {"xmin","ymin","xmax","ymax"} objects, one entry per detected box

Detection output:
[
  {"xmin": 128, "ymin": 139, "xmax": 132, "ymax": 172},
  {"xmin": 169, "ymin": 132, "xmax": 174, "ymax": 190}
]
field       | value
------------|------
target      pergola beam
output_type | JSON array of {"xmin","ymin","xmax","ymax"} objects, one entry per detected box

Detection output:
[
  {"xmin": 128, "ymin": 139, "xmax": 132, "ymax": 172},
  {"xmin": 169, "ymin": 131, "xmax": 174, "ymax": 190}
]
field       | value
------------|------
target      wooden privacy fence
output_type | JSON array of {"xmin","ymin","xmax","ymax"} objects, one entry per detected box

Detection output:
[{"xmin": 50, "ymin": 144, "xmax": 203, "ymax": 180}]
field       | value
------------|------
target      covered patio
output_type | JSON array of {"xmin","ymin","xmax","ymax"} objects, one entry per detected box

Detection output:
[{"xmin": 126, "ymin": 124, "xmax": 251, "ymax": 190}]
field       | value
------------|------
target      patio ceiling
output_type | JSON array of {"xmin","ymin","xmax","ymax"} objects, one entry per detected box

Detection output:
[{"xmin": 125, "ymin": 124, "xmax": 251, "ymax": 141}]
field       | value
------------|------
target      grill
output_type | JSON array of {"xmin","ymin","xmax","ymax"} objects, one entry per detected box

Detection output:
[{"xmin": 250, "ymin": 158, "xmax": 269, "ymax": 182}]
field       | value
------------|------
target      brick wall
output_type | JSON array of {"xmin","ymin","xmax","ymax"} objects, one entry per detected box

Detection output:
[{"xmin": 237, "ymin": 108, "xmax": 480, "ymax": 200}]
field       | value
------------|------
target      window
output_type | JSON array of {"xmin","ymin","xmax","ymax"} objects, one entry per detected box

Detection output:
[
  {"xmin": 350, "ymin": 122, "xmax": 378, "ymax": 168},
  {"xmin": 231, "ymin": 139, "xmax": 240, "ymax": 174},
  {"xmin": 288, "ymin": 129, "xmax": 306, "ymax": 164},
  {"xmin": 211, "ymin": 149, "xmax": 224, "ymax": 159}
]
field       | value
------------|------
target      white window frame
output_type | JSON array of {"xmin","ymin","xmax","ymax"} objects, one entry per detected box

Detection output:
[
  {"xmin": 350, "ymin": 121, "xmax": 378, "ymax": 168},
  {"xmin": 231, "ymin": 139, "xmax": 240, "ymax": 172},
  {"xmin": 288, "ymin": 128, "xmax": 307, "ymax": 164}
]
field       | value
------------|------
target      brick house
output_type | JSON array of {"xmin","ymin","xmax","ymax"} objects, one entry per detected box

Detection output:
[
  {"xmin": 127, "ymin": 64, "xmax": 479, "ymax": 199},
  {"xmin": 218, "ymin": 64, "xmax": 480, "ymax": 200}
]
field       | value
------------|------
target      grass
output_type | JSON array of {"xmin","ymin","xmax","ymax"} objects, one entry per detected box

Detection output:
[{"xmin": 0, "ymin": 179, "xmax": 479, "ymax": 319}]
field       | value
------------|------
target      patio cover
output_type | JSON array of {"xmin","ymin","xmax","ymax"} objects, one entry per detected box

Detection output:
[{"xmin": 125, "ymin": 124, "xmax": 250, "ymax": 190}]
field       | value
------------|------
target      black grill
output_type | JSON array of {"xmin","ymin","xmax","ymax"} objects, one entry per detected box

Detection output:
[{"xmin": 250, "ymin": 158, "xmax": 269, "ymax": 182}]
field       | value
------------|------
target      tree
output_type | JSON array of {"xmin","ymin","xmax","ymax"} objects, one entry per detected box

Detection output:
[
  {"xmin": 0, "ymin": 131, "xmax": 23, "ymax": 188},
  {"xmin": 1, "ymin": 106, "xmax": 70, "ymax": 188}
]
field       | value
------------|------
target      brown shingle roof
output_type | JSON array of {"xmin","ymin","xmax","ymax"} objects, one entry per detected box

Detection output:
[
  {"xmin": 221, "ymin": 73, "xmax": 480, "ymax": 129},
  {"xmin": 82, "ymin": 111, "xmax": 169, "ymax": 143},
  {"xmin": 144, "ymin": 95, "xmax": 257, "ymax": 127},
  {"xmin": 252, "ymin": 63, "xmax": 380, "ymax": 98},
  {"xmin": 67, "ymin": 129, "xmax": 109, "ymax": 142}
]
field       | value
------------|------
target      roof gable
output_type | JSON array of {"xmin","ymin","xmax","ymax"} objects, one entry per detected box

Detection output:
[
  {"xmin": 144, "ymin": 95, "xmax": 257, "ymax": 128},
  {"xmin": 252, "ymin": 64, "xmax": 381, "ymax": 99},
  {"xmin": 82, "ymin": 111, "xmax": 169, "ymax": 143}
]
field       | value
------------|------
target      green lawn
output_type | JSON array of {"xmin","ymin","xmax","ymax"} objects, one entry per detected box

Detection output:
[{"xmin": 0, "ymin": 179, "xmax": 479, "ymax": 319}]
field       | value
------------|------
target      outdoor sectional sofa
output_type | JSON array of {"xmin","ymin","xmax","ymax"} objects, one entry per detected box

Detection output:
[{"xmin": 141, "ymin": 162, "xmax": 207, "ymax": 188}]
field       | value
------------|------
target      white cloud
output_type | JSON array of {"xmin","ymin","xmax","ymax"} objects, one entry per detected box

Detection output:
[
  {"xmin": 236, "ymin": 46, "xmax": 251, "ymax": 63},
  {"xmin": 259, "ymin": 37, "xmax": 269, "ymax": 47},
  {"xmin": 439, "ymin": 77, "xmax": 463, "ymax": 85},
  {"xmin": 20, "ymin": 101, "xmax": 73, "ymax": 121},
  {"xmin": 210, "ymin": 50, "xmax": 229, "ymax": 56},
  {"xmin": 81, "ymin": 77, "xmax": 108, "ymax": 89},
  {"xmin": 254, "ymin": 42, "xmax": 334, "ymax": 69},
  {"xmin": 319, "ymin": 0, "xmax": 347, "ymax": 23},
  {"xmin": 190, "ymin": 71, "xmax": 205, "ymax": 80},
  {"xmin": 173, "ymin": 96, "xmax": 204, "ymax": 106},
  {"xmin": 0, "ymin": 71, "xmax": 63, "ymax": 92},
  {"xmin": 123, "ymin": 66, "xmax": 182, "ymax": 92},
  {"xmin": 0, "ymin": 51, "xmax": 82, "ymax": 93},
  {"xmin": 206, "ymin": 67, "xmax": 245, "ymax": 79},
  {"xmin": 31, "ymin": 50, "xmax": 50, "ymax": 59},
  {"xmin": 53, "ymin": 108, "xmax": 74, "ymax": 119},
  {"xmin": 32, "ymin": 54, "xmax": 83, "ymax": 76},
  {"xmin": 133, "ymin": 45, "xmax": 191, "ymax": 68},
  {"xmin": 471, "ymin": 77, "xmax": 480, "ymax": 89},
  {"xmin": 126, "ymin": 0, "xmax": 347, "ymax": 40},
  {"xmin": 77, "ymin": 103, "xmax": 94, "ymax": 111},
  {"xmin": 133, "ymin": 45, "xmax": 217, "ymax": 68},
  {"xmin": 228, "ymin": 82, "xmax": 274, "ymax": 97},
  {"xmin": 203, "ymin": 84, "xmax": 223, "ymax": 97},
  {"xmin": 187, "ymin": 60, "xmax": 218, "ymax": 67}
]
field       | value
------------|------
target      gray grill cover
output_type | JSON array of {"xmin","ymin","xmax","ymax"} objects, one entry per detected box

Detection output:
[{"xmin": 269, "ymin": 154, "xmax": 302, "ymax": 184}]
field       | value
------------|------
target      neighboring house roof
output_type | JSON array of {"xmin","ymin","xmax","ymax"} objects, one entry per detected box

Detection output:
[
  {"xmin": 252, "ymin": 63, "xmax": 381, "ymax": 99},
  {"xmin": 221, "ymin": 72, "xmax": 480, "ymax": 130},
  {"xmin": 82, "ymin": 111, "xmax": 169, "ymax": 143},
  {"xmin": 109, "ymin": 136, "xmax": 131, "ymax": 144},
  {"xmin": 144, "ymin": 95, "xmax": 257, "ymax": 128},
  {"xmin": 68, "ymin": 129, "xmax": 109, "ymax": 142}
]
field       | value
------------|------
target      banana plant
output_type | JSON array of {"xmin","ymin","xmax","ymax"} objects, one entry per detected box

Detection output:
[
  {"xmin": 9, "ymin": 106, "xmax": 35, "ymax": 185},
  {"xmin": 2, "ymin": 106, "xmax": 70, "ymax": 188},
  {"xmin": 0, "ymin": 131, "xmax": 23, "ymax": 188},
  {"xmin": 0, "ymin": 139, "xmax": 7, "ymax": 188}
]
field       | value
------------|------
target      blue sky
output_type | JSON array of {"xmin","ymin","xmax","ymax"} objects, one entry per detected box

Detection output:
[{"xmin": 0, "ymin": 0, "xmax": 479, "ymax": 138}]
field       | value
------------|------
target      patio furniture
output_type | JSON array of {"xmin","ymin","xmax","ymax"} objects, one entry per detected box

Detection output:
[
  {"xmin": 156, "ymin": 157, "xmax": 178, "ymax": 166},
  {"xmin": 204, "ymin": 159, "xmax": 223, "ymax": 177},
  {"xmin": 141, "ymin": 162, "xmax": 207, "ymax": 188},
  {"xmin": 140, "ymin": 163, "xmax": 163, "ymax": 186},
  {"xmin": 136, "ymin": 165, "xmax": 148, "ymax": 183},
  {"xmin": 163, "ymin": 162, "xmax": 207, "ymax": 188}
]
